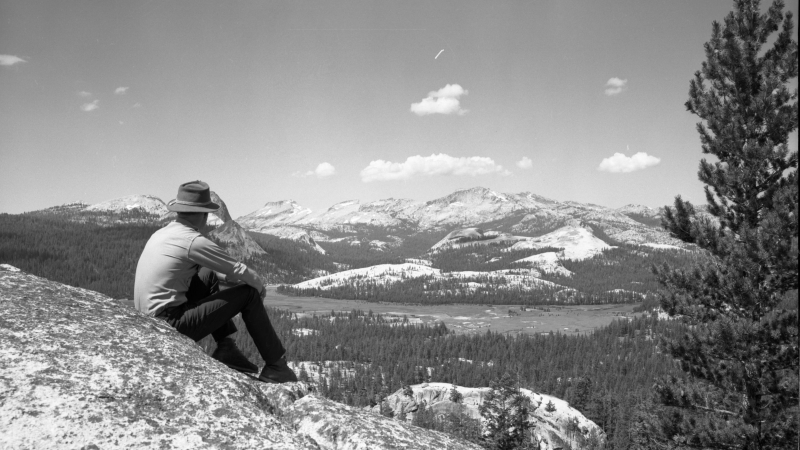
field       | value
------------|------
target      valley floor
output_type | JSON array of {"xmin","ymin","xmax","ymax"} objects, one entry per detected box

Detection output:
[{"xmin": 262, "ymin": 287, "xmax": 643, "ymax": 335}]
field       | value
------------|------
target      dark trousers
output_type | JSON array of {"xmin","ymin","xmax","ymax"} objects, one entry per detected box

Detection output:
[{"xmin": 160, "ymin": 267, "xmax": 285, "ymax": 365}]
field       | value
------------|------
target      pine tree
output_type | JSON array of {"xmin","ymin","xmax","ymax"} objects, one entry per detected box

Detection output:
[
  {"xmin": 654, "ymin": 0, "xmax": 798, "ymax": 448},
  {"xmin": 449, "ymin": 384, "xmax": 464, "ymax": 404},
  {"xmin": 478, "ymin": 373, "xmax": 535, "ymax": 450}
]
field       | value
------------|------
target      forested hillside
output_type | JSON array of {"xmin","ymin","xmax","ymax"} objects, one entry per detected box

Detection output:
[
  {"xmin": 280, "ymin": 244, "xmax": 701, "ymax": 305},
  {"xmin": 0, "ymin": 213, "xmax": 159, "ymax": 299},
  {"xmin": 244, "ymin": 231, "xmax": 337, "ymax": 283},
  {"xmin": 0, "ymin": 213, "xmax": 332, "ymax": 295},
  {"xmin": 208, "ymin": 308, "xmax": 685, "ymax": 449},
  {"xmin": 538, "ymin": 245, "xmax": 707, "ymax": 295}
]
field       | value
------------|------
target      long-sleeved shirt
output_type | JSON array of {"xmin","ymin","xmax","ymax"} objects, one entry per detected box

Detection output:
[{"xmin": 134, "ymin": 218, "xmax": 263, "ymax": 317}]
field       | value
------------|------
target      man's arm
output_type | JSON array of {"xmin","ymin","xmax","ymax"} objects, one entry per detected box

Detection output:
[{"xmin": 187, "ymin": 235, "xmax": 264, "ymax": 294}]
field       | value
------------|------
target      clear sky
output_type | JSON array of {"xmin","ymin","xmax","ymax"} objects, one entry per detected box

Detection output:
[{"xmin": 1, "ymin": 0, "xmax": 797, "ymax": 217}]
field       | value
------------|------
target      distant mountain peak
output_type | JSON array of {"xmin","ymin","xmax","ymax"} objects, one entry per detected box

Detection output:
[
  {"xmin": 84, "ymin": 194, "xmax": 167, "ymax": 216},
  {"xmin": 327, "ymin": 200, "xmax": 360, "ymax": 211},
  {"xmin": 431, "ymin": 187, "xmax": 508, "ymax": 206},
  {"xmin": 263, "ymin": 199, "xmax": 302, "ymax": 208},
  {"xmin": 616, "ymin": 204, "xmax": 657, "ymax": 215}
]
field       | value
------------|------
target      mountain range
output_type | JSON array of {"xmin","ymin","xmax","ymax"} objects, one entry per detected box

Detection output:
[
  {"xmin": 50, "ymin": 186, "xmax": 682, "ymax": 250},
  {"xmin": 27, "ymin": 186, "xmax": 695, "ymax": 303},
  {"xmin": 234, "ymin": 187, "xmax": 681, "ymax": 249}
]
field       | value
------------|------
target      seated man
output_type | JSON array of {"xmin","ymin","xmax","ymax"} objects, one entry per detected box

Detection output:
[{"xmin": 134, "ymin": 180, "xmax": 297, "ymax": 383}]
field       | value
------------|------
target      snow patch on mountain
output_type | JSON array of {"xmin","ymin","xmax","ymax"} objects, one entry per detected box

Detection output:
[
  {"xmin": 515, "ymin": 252, "xmax": 573, "ymax": 276},
  {"xmin": 295, "ymin": 263, "xmax": 437, "ymax": 289},
  {"xmin": 84, "ymin": 195, "xmax": 167, "ymax": 216},
  {"xmin": 511, "ymin": 225, "xmax": 612, "ymax": 260},
  {"xmin": 256, "ymin": 226, "xmax": 327, "ymax": 254},
  {"xmin": 293, "ymin": 263, "xmax": 560, "ymax": 293},
  {"xmin": 237, "ymin": 200, "xmax": 313, "ymax": 231}
]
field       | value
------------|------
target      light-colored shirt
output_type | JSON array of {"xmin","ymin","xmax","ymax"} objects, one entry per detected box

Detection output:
[{"xmin": 134, "ymin": 218, "xmax": 263, "ymax": 317}]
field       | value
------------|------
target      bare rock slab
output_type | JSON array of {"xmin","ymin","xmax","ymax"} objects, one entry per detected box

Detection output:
[
  {"xmin": 0, "ymin": 265, "xmax": 480, "ymax": 450},
  {"xmin": 289, "ymin": 395, "xmax": 478, "ymax": 450}
]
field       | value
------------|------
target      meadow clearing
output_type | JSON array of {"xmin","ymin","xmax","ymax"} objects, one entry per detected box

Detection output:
[{"xmin": 262, "ymin": 287, "xmax": 643, "ymax": 335}]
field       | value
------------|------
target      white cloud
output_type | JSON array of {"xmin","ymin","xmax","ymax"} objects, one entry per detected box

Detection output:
[
  {"xmin": 604, "ymin": 77, "xmax": 628, "ymax": 96},
  {"xmin": 360, "ymin": 153, "xmax": 506, "ymax": 182},
  {"xmin": 516, "ymin": 157, "xmax": 533, "ymax": 169},
  {"xmin": 77, "ymin": 91, "xmax": 93, "ymax": 97},
  {"xmin": 0, "ymin": 55, "xmax": 26, "ymax": 66},
  {"xmin": 410, "ymin": 84, "xmax": 468, "ymax": 116},
  {"xmin": 598, "ymin": 152, "xmax": 660, "ymax": 173},
  {"xmin": 293, "ymin": 162, "xmax": 336, "ymax": 178},
  {"xmin": 132, "ymin": 102, "xmax": 142, "ymax": 108},
  {"xmin": 114, "ymin": 86, "xmax": 129, "ymax": 95},
  {"xmin": 80, "ymin": 100, "xmax": 99, "ymax": 112},
  {"xmin": 312, "ymin": 162, "xmax": 336, "ymax": 177}
]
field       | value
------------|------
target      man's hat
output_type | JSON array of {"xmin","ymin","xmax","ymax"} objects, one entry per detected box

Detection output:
[{"xmin": 167, "ymin": 180, "xmax": 220, "ymax": 213}]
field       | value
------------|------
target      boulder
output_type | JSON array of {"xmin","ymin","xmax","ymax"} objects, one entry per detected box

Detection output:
[
  {"xmin": 0, "ymin": 265, "xmax": 480, "ymax": 450},
  {"xmin": 383, "ymin": 382, "xmax": 606, "ymax": 450}
]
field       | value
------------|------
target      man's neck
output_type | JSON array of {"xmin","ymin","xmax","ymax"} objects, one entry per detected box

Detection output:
[{"xmin": 176, "ymin": 217, "xmax": 201, "ymax": 231}]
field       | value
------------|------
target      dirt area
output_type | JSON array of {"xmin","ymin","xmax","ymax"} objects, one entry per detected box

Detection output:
[{"xmin": 262, "ymin": 287, "xmax": 642, "ymax": 335}]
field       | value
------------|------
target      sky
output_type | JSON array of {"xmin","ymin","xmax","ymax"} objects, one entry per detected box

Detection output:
[{"xmin": 1, "ymin": 0, "xmax": 797, "ymax": 217}]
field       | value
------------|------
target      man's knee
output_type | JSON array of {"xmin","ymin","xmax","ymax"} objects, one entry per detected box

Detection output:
[{"xmin": 233, "ymin": 284, "xmax": 261, "ymax": 306}]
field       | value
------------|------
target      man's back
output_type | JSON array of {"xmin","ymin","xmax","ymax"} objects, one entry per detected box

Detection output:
[{"xmin": 134, "ymin": 220, "xmax": 201, "ymax": 317}]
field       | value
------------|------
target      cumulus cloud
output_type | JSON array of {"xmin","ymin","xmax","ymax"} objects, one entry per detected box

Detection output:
[
  {"xmin": 0, "ymin": 55, "xmax": 26, "ymax": 66},
  {"xmin": 604, "ymin": 77, "xmax": 628, "ymax": 96},
  {"xmin": 114, "ymin": 86, "xmax": 129, "ymax": 95},
  {"xmin": 516, "ymin": 157, "xmax": 533, "ymax": 169},
  {"xmin": 80, "ymin": 100, "xmax": 99, "ymax": 112},
  {"xmin": 77, "ymin": 91, "xmax": 93, "ymax": 97},
  {"xmin": 360, "ymin": 153, "xmax": 507, "ymax": 182},
  {"xmin": 410, "ymin": 84, "xmax": 468, "ymax": 116},
  {"xmin": 598, "ymin": 152, "xmax": 660, "ymax": 173},
  {"xmin": 293, "ymin": 162, "xmax": 336, "ymax": 178}
]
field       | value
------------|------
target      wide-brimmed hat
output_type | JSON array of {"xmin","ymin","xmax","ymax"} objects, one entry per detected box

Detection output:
[{"xmin": 167, "ymin": 180, "xmax": 220, "ymax": 213}]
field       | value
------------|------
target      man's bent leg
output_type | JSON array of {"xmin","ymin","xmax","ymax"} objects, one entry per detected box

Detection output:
[
  {"xmin": 186, "ymin": 268, "xmax": 236, "ymax": 342},
  {"xmin": 167, "ymin": 284, "xmax": 286, "ymax": 365}
]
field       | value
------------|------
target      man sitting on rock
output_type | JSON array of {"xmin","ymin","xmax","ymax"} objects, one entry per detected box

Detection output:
[{"xmin": 134, "ymin": 180, "xmax": 297, "ymax": 383}]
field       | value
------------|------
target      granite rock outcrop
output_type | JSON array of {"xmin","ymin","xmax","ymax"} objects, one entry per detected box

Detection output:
[{"xmin": 0, "ymin": 265, "xmax": 480, "ymax": 450}]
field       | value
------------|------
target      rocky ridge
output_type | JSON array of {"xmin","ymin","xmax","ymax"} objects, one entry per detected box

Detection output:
[
  {"xmin": 235, "ymin": 187, "xmax": 680, "ymax": 248},
  {"xmin": 382, "ymin": 382, "xmax": 605, "ymax": 450},
  {"xmin": 0, "ymin": 265, "xmax": 480, "ymax": 450},
  {"xmin": 207, "ymin": 220, "xmax": 267, "ymax": 259},
  {"xmin": 207, "ymin": 191, "xmax": 233, "ymax": 226},
  {"xmin": 84, "ymin": 194, "xmax": 167, "ymax": 216}
]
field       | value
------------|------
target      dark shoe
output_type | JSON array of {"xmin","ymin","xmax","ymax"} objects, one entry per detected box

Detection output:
[
  {"xmin": 258, "ymin": 357, "xmax": 298, "ymax": 384},
  {"xmin": 212, "ymin": 338, "xmax": 258, "ymax": 374}
]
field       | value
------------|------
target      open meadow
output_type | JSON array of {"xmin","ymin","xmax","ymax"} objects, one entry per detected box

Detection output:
[{"xmin": 262, "ymin": 287, "xmax": 643, "ymax": 335}]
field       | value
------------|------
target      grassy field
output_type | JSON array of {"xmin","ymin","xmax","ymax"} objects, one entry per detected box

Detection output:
[{"xmin": 262, "ymin": 287, "xmax": 642, "ymax": 335}]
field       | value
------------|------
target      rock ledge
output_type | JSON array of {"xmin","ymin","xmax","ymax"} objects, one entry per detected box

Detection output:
[{"xmin": 0, "ymin": 265, "xmax": 479, "ymax": 449}]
